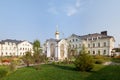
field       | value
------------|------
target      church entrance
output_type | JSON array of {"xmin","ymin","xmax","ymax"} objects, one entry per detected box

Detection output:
[
  {"xmin": 60, "ymin": 44, "xmax": 64, "ymax": 58},
  {"xmin": 50, "ymin": 43, "xmax": 55, "ymax": 58}
]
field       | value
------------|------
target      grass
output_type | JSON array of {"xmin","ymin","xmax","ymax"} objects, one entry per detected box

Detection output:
[{"xmin": 1, "ymin": 63, "xmax": 120, "ymax": 80}]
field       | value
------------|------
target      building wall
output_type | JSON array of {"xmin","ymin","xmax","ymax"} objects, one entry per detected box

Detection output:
[
  {"xmin": 0, "ymin": 41, "xmax": 33, "ymax": 56},
  {"xmin": 17, "ymin": 41, "xmax": 33, "ymax": 56},
  {"xmin": 67, "ymin": 35, "xmax": 115, "ymax": 56},
  {"xmin": 0, "ymin": 42, "xmax": 17, "ymax": 56}
]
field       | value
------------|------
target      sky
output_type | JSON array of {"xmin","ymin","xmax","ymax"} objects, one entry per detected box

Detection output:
[{"xmin": 0, "ymin": 0, "xmax": 120, "ymax": 47}]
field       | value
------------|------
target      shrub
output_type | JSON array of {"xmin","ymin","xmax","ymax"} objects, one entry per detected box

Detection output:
[
  {"xmin": 0, "ymin": 68, "xmax": 8, "ymax": 78},
  {"xmin": 74, "ymin": 46, "xmax": 94, "ymax": 72},
  {"xmin": 9, "ymin": 61, "xmax": 17, "ymax": 72}
]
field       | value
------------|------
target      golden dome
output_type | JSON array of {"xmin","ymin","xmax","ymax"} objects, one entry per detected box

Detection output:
[{"xmin": 55, "ymin": 31, "xmax": 59, "ymax": 35}]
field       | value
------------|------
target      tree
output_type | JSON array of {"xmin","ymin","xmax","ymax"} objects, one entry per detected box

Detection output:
[
  {"xmin": 22, "ymin": 51, "xmax": 33, "ymax": 67},
  {"xmin": 33, "ymin": 40, "xmax": 42, "ymax": 64},
  {"xmin": 33, "ymin": 40, "xmax": 41, "ymax": 54},
  {"xmin": 74, "ymin": 45, "xmax": 94, "ymax": 72}
]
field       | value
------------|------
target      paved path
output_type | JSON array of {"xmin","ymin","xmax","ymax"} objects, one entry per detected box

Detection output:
[{"xmin": 103, "ymin": 61, "xmax": 120, "ymax": 65}]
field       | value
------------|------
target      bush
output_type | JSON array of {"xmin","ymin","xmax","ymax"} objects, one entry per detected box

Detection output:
[
  {"xmin": 74, "ymin": 46, "xmax": 94, "ymax": 72},
  {"xmin": 9, "ymin": 61, "xmax": 17, "ymax": 72},
  {"xmin": 0, "ymin": 68, "xmax": 8, "ymax": 78}
]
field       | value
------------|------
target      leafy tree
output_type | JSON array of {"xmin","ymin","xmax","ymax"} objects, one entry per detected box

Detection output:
[
  {"xmin": 33, "ymin": 40, "xmax": 41, "ymax": 54},
  {"xmin": 22, "ymin": 51, "xmax": 33, "ymax": 67},
  {"xmin": 74, "ymin": 45, "xmax": 94, "ymax": 72},
  {"xmin": 33, "ymin": 40, "xmax": 42, "ymax": 64}
]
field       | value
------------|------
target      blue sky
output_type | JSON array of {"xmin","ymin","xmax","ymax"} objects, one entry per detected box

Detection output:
[{"xmin": 0, "ymin": 0, "xmax": 120, "ymax": 47}]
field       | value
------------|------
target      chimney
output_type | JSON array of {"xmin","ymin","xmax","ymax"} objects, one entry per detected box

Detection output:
[{"xmin": 101, "ymin": 31, "xmax": 107, "ymax": 36}]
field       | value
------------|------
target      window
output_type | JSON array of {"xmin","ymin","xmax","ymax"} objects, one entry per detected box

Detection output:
[
  {"xmin": 1, "ymin": 52, "xmax": 3, "ymax": 55},
  {"xmin": 6, "ymin": 52, "xmax": 8, "ymax": 55},
  {"xmin": 98, "ymin": 43, "xmax": 100, "ymax": 47},
  {"xmin": 76, "ymin": 39, "xmax": 78, "ymax": 41},
  {"xmin": 73, "ymin": 39, "xmax": 74, "ymax": 42},
  {"xmin": 20, "ymin": 48, "xmax": 22, "ymax": 50},
  {"xmin": 103, "ymin": 50, "xmax": 106, "ymax": 54},
  {"xmin": 104, "ymin": 42, "xmax": 106, "ymax": 47},
  {"xmin": 88, "ymin": 44, "xmax": 90, "ymax": 48},
  {"xmin": 93, "ymin": 51, "xmax": 95, "ymax": 54},
  {"xmin": 93, "ymin": 43, "xmax": 95, "ymax": 48}
]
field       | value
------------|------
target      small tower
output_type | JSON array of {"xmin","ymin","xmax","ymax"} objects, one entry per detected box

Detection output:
[{"xmin": 55, "ymin": 25, "xmax": 60, "ymax": 40}]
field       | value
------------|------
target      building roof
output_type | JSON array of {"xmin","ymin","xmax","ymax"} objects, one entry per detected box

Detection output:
[
  {"xmin": 69, "ymin": 31, "xmax": 115, "ymax": 41},
  {"xmin": 0, "ymin": 39, "xmax": 32, "ymax": 44}
]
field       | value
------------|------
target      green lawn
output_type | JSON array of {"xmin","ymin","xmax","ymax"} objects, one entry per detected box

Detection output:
[{"xmin": 1, "ymin": 64, "xmax": 120, "ymax": 80}]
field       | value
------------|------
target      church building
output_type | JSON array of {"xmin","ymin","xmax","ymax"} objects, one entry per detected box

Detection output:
[{"xmin": 44, "ymin": 27, "xmax": 68, "ymax": 61}]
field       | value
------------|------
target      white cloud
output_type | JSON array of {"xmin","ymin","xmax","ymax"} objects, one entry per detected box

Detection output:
[
  {"xmin": 65, "ymin": 6, "xmax": 77, "ymax": 16},
  {"xmin": 65, "ymin": 0, "xmax": 81, "ymax": 16},
  {"xmin": 76, "ymin": 0, "xmax": 81, "ymax": 8},
  {"xmin": 48, "ymin": 7, "xmax": 58, "ymax": 15},
  {"xmin": 47, "ymin": 0, "xmax": 81, "ymax": 16}
]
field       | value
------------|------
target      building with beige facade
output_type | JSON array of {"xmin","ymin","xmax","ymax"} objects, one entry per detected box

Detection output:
[{"xmin": 67, "ymin": 31, "xmax": 115, "ymax": 56}]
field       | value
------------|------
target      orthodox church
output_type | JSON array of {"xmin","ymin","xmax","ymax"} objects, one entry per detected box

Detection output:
[{"xmin": 44, "ymin": 27, "xmax": 68, "ymax": 61}]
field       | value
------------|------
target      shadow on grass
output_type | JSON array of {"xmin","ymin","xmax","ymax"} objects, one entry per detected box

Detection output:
[
  {"xmin": 48, "ymin": 64, "xmax": 76, "ymax": 71},
  {"xmin": 85, "ymin": 65, "xmax": 120, "ymax": 80}
]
